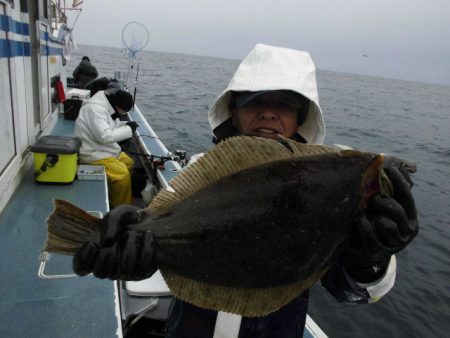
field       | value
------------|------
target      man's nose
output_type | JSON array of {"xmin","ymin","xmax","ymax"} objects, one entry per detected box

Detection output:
[{"xmin": 257, "ymin": 107, "xmax": 278, "ymax": 119}]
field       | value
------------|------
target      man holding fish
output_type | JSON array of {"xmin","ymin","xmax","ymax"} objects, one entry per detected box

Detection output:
[{"xmin": 71, "ymin": 44, "xmax": 418, "ymax": 337}]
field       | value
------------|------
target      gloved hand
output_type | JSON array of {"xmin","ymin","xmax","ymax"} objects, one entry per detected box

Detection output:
[
  {"xmin": 344, "ymin": 165, "xmax": 419, "ymax": 282},
  {"xmin": 73, "ymin": 204, "xmax": 157, "ymax": 281},
  {"xmin": 126, "ymin": 121, "xmax": 139, "ymax": 132}
]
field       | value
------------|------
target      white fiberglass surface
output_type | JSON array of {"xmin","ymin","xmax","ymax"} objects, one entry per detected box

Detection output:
[
  {"xmin": 40, "ymin": 23, "xmax": 50, "ymax": 125},
  {"xmin": 0, "ymin": 47, "xmax": 16, "ymax": 172}
]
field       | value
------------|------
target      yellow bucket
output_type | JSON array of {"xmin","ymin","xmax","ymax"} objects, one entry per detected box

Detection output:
[{"xmin": 30, "ymin": 136, "xmax": 81, "ymax": 184}]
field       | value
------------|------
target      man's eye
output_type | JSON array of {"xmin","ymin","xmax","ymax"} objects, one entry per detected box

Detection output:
[
  {"xmin": 252, "ymin": 100, "xmax": 265, "ymax": 106},
  {"xmin": 276, "ymin": 102, "xmax": 295, "ymax": 110},
  {"xmin": 244, "ymin": 100, "xmax": 263, "ymax": 108}
]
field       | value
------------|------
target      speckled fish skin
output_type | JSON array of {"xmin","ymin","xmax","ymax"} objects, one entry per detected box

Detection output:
[
  {"xmin": 134, "ymin": 151, "xmax": 381, "ymax": 288},
  {"xmin": 44, "ymin": 136, "xmax": 414, "ymax": 316}
]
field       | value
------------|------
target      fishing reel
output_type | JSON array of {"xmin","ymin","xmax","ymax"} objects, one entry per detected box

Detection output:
[
  {"xmin": 166, "ymin": 149, "xmax": 189, "ymax": 167},
  {"xmin": 173, "ymin": 150, "xmax": 187, "ymax": 162},
  {"xmin": 149, "ymin": 149, "xmax": 189, "ymax": 169}
]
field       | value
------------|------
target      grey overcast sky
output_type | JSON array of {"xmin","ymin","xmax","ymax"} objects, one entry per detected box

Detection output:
[{"xmin": 67, "ymin": 0, "xmax": 450, "ymax": 85}]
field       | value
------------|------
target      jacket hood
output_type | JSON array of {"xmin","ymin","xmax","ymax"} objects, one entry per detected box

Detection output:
[
  {"xmin": 208, "ymin": 44, "xmax": 325, "ymax": 144},
  {"xmin": 79, "ymin": 59, "xmax": 96, "ymax": 71},
  {"xmin": 82, "ymin": 91, "xmax": 115, "ymax": 115}
]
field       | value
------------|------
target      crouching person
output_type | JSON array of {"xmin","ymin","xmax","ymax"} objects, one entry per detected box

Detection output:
[{"xmin": 75, "ymin": 88, "xmax": 139, "ymax": 207}]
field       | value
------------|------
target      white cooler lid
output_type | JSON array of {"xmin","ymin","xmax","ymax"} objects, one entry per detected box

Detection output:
[
  {"xmin": 67, "ymin": 88, "xmax": 91, "ymax": 100},
  {"xmin": 126, "ymin": 270, "xmax": 172, "ymax": 296}
]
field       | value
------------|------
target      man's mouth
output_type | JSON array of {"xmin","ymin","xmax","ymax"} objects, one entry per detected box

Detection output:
[{"xmin": 251, "ymin": 128, "xmax": 281, "ymax": 138}]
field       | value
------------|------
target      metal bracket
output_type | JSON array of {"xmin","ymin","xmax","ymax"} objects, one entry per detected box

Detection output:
[
  {"xmin": 38, "ymin": 251, "xmax": 78, "ymax": 279},
  {"xmin": 38, "ymin": 210, "xmax": 103, "ymax": 279},
  {"xmin": 129, "ymin": 297, "xmax": 159, "ymax": 327}
]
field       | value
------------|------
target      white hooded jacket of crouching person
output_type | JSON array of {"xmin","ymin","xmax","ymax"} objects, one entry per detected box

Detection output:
[{"xmin": 75, "ymin": 89, "xmax": 136, "ymax": 207}]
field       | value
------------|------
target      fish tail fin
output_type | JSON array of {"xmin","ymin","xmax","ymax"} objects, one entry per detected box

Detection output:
[{"xmin": 44, "ymin": 199, "xmax": 103, "ymax": 255}]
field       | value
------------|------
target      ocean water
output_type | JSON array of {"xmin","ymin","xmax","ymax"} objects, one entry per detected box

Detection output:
[{"xmin": 68, "ymin": 45, "xmax": 449, "ymax": 338}]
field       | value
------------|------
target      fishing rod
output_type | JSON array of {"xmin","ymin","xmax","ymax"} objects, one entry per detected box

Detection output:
[
  {"xmin": 127, "ymin": 130, "xmax": 188, "ymax": 170},
  {"xmin": 125, "ymin": 54, "xmax": 132, "ymax": 87},
  {"xmin": 127, "ymin": 149, "xmax": 188, "ymax": 165}
]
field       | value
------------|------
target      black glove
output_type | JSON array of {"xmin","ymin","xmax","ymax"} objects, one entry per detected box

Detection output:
[
  {"xmin": 73, "ymin": 205, "xmax": 157, "ymax": 281},
  {"xmin": 126, "ymin": 121, "xmax": 139, "ymax": 132},
  {"xmin": 344, "ymin": 165, "xmax": 419, "ymax": 282}
]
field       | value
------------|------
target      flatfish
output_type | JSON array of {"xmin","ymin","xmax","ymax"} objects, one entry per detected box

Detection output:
[{"xmin": 45, "ymin": 136, "xmax": 413, "ymax": 316}]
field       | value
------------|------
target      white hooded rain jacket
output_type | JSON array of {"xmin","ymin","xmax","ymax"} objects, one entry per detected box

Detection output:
[
  {"xmin": 75, "ymin": 91, "xmax": 132, "ymax": 163},
  {"xmin": 208, "ymin": 43, "xmax": 326, "ymax": 145}
]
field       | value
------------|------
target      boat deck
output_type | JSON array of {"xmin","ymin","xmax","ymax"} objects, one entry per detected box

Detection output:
[
  {"xmin": 0, "ymin": 108, "xmax": 181, "ymax": 338},
  {"xmin": 0, "ymin": 117, "xmax": 117, "ymax": 337},
  {"xmin": 0, "ymin": 109, "xmax": 325, "ymax": 337}
]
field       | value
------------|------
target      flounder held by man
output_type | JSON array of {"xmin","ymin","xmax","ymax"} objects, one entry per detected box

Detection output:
[{"xmin": 44, "ymin": 136, "xmax": 415, "ymax": 316}]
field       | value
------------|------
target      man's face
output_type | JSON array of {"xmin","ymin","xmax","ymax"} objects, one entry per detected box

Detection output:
[
  {"xmin": 231, "ymin": 92, "xmax": 299, "ymax": 139},
  {"xmin": 115, "ymin": 107, "xmax": 128, "ymax": 115}
]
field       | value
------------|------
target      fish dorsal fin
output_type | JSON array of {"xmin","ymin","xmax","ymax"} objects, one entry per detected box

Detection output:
[{"xmin": 147, "ymin": 136, "xmax": 337, "ymax": 216}]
